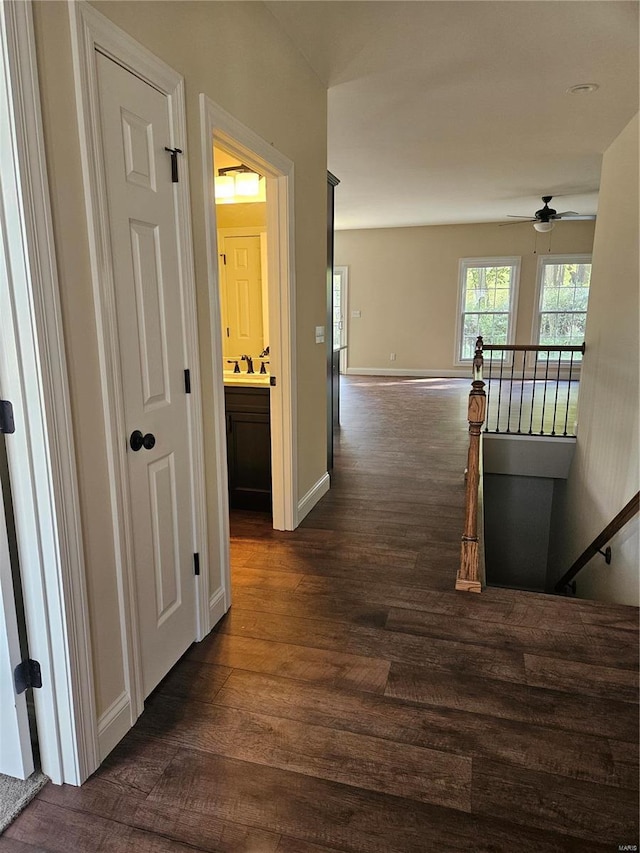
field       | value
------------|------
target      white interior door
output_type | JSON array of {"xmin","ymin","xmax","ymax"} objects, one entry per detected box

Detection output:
[
  {"xmin": 221, "ymin": 234, "xmax": 264, "ymax": 359},
  {"xmin": 96, "ymin": 53, "xmax": 196, "ymax": 698},
  {"xmin": 0, "ymin": 464, "xmax": 34, "ymax": 779}
]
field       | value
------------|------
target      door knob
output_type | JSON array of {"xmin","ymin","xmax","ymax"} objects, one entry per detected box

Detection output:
[{"xmin": 129, "ymin": 430, "xmax": 156, "ymax": 451}]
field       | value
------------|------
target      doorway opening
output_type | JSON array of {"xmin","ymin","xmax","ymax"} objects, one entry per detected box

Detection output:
[
  {"xmin": 201, "ymin": 95, "xmax": 297, "ymax": 616},
  {"xmin": 333, "ymin": 266, "xmax": 349, "ymax": 376},
  {"xmin": 214, "ymin": 144, "xmax": 272, "ymax": 514}
]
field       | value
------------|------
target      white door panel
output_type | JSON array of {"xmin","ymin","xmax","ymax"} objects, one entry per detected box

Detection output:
[
  {"xmin": 0, "ymin": 467, "xmax": 34, "ymax": 779},
  {"xmin": 96, "ymin": 53, "xmax": 195, "ymax": 697}
]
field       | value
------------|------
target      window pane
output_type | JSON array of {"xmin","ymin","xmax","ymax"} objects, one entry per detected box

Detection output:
[
  {"xmin": 541, "ymin": 286, "xmax": 560, "ymax": 310},
  {"xmin": 538, "ymin": 260, "xmax": 591, "ymax": 355},
  {"xmin": 493, "ymin": 288, "xmax": 510, "ymax": 310},
  {"xmin": 459, "ymin": 261, "xmax": 517, "ymax": 359}
]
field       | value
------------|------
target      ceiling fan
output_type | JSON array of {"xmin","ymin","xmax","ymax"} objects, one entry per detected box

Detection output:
[{"xmin": 504, "ymin": 196, "xmax": 596, "ymax": 231}]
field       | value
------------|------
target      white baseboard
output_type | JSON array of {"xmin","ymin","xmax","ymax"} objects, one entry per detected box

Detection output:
[
  {"xmin": 297, "ymin": 472, "xmax": 330, "ymax": 523},
  {"xmin": 345, "ymin": 367, "xmax": 471, "ymax": 378},
  {"xmin": 209, "ymin": 585, "xmax": 227, "ymax": 626},
  {"xmin": 97, "ymin": 691, "xmax": 132, "ymax": 761}
]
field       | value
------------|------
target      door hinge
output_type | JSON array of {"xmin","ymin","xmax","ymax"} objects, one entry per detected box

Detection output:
[
  {"xmin": 184, "ymin": 368, "xmax": 191, "ymax": 394},
  {"xmin": 193, "ymin": 552, "xmax": 200, "ymax": 576},
  {"xmin": 226, "ymin": 327, "xmax": 230, "ymax": 338},
  {"xmin": 220, "ymin": 253, "xmax": 226, "ymax": 265},
  {"xmin": 164, "ymin": 147, "xmax": 183, "ymax": 183},
  {"xmin": 0, "ymin": 400, "xmax": 15, "ymax": 434},
  {"xmin": 14, "ymin": 659, "xmax": 42, "ymax": 694}
]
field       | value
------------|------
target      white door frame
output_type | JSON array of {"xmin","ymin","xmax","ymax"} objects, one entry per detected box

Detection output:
[
  {"xmin": 333, "ymin": 265, "xmax": 349, "ymax": 374},
  {"xmin": 70, "ymin": 2, "xmax": 209, "ymax": 758},
  {"xmin": 0, "ymin": 0, "xmax": 98, "ymax": 784},
  {"xmin": 200, "ymin": 97, "xmax": 298, "ymax": 559}
]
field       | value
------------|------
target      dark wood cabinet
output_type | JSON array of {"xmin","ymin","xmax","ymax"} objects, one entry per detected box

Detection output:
[{"xmin": 224, "ymin": 386, "xmax": 271, "ymax": 512}]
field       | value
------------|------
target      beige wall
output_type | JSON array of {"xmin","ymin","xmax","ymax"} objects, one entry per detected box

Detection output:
[
  {"xmin": 216, "ymin": 202, "xmax": 266, "ymax": 229},
  {"xmin": 33, "ymin": 2, "xmax": 326, "ymax": 721},
  {"xmin": 335, "ymin": 221, "xmax": 595, "ymax": 374},
  {"xmin": 548, "ymin": 115, "xmax": 639, "ymax": 605}
]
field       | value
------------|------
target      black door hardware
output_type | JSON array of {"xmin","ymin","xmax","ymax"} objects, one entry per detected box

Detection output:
[
  {"xmin": 0, "ymin": 400, "xmax": 15, "ymax": 434},
  {"xmin": 129, "ymin": 430, "xmax": 156, "ymax": 451},
  {"xmin": 164, "ymin": 147, "xmax": 183, "ymax": 182},
  {"xmin": 14, "ymin": 658, "xmax": 42, "ymax": 694}
]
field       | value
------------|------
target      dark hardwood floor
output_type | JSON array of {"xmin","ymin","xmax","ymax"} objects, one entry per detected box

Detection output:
[{"xmin": 3, "ymin": 376, "xmax": 638, "ymax": 852}]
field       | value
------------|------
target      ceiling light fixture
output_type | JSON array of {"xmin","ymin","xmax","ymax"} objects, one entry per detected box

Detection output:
[
  {"xmin": 215, "ymin": 164, "xmax": 261, "ymax": 200},
  {"xmin": 533, "ymin": 220, "xmax": 554, "ymax": 233},
  {"xmin": 567, "ymin": 83, "xmax": 599, "ymax": 95}
]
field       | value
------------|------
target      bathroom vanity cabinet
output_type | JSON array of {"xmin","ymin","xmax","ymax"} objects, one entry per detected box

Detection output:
[{"xmin": 224, "ymin": 386, "xmax": 271, "ymax": 512}]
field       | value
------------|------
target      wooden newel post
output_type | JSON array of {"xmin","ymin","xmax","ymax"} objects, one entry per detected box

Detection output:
[{"xmin": 456, "ymin": 337, "xmax": 485, "ymax": 593}]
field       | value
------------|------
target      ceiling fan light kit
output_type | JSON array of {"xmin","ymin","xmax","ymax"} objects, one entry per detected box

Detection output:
[{"xmin": 533, "ymin": 220, "xmax": 554, "ymax": 233}]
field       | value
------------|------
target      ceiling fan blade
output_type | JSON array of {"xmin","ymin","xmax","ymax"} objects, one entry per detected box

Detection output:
[
  {"xmin": 506, "ymin": 214, "xmax": 535, "ymax": 219},
  {"xmin": 555, "ymin": 213, "xmax": 597, "ymax": 220},
  {"xmin": 499, "ymin": 220, "xmax": 534, "ymax": 226}
]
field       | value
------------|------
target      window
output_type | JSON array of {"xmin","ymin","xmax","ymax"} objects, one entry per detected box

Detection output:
[
  {"xmin": 535, "ymin": 255, "xmax": 591, "ymax": 361},
  {"xmin": 457, "ymin": 257, "xmax": 520, "ymax": 361}
]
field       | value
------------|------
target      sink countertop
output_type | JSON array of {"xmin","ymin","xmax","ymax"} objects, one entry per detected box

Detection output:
[{"xmin": 223, "ymin": 372, "xmax": 270, "ymax": 387}]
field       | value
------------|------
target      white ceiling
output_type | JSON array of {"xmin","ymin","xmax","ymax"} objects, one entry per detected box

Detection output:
[{"xmin": 265, "ymin": 1, "xmax": 639, "ymax": 230}]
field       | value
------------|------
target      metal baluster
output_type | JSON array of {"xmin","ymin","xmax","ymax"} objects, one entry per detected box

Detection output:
[
  {"xmin": 551, "ymin": 354, "xmax": 562, "ymax": 436},
  {"xmin": 540, "ymin": 350, "xmax": 550, "ymax": 435},
  {"xmin": 517, "ymin": 349, "xmax": 526, "ymax": 434},
  {"xmin": 563, "ymin": 351, "xmax": 575, "ymax": 436},
  {"xmin": 505, "ymin": 348, "xmax": 516, "ymax": 433},
  {"xmin": 496, "ymin": 350, "xmax": 505, "ymax": 432},
  {"xmin": 528, "ymin": 351, "xmax": 537, "ymax": 435},
  {"xmin": 485, "ymin": 349, "xmax": 493, "ymax": 433}
]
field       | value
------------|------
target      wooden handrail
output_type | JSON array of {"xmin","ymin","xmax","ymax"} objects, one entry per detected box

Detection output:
[
  {"xmin": 554, "ymin": 491, "xmax": 640, "ymax": 593},
  {"xmin": 456, "ymin": 338, "xmax": 485, "ymax": 593},
  {"xmin": 482, "ymin": 342, "xmax": 585, "ymax": 354}
]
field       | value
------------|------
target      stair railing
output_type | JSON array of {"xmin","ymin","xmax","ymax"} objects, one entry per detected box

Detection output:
[
  {"xmin": 456, "ymin": 337, "xmax": 486, "ymax": 593},
  {"xmin": 554, "ymin": 491, "xmax": 640, "ymax": 594},
  {"xmin": 480, "ymin": 339, "xmax": 585, "ymax": 437}
]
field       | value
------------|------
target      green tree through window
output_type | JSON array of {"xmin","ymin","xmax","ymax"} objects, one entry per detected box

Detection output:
[
  {"xmin": 458, "ymin": 258, "xmax": 519, "ymax": 360},
  {"xmin": 537, "ymin": 257, "xmax": 591, "ymax": 361}
]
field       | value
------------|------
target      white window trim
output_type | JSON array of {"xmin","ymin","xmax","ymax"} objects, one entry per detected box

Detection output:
[
  {"xmin": 454, "ymin": 256, "xmax": 521, "ymax": 366},
  {"xmin": 531, "ymin": 253, "xmax": 592, "ymax": 369}
]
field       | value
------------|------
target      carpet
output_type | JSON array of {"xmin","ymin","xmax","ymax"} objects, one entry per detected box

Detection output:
[{"xmin": 0, "ymin": 770, "xmax": 48, "ymax": 833}]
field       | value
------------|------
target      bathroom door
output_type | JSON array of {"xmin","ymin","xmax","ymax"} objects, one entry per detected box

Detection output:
[{"xmin": 220, "ymin": 234, "xmax": 264, "ymax": 359}]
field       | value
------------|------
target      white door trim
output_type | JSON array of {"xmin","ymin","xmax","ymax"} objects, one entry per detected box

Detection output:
[
  {"xmin": 333, "ymin": 265, "xmax": 349, "ymax": 374},
  {"xmin": 200, "ymin": 96, "xmax": 298, "ymax": 555},
  {"xmin": 0, "ymin": 0, "xmax": 98, "ymax": 784},
  {"xmin": 70, "ymin": 1, "xmax": 209, "ymax": 758}
]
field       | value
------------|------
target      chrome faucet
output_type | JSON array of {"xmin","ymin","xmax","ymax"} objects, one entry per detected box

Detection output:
[{"xmin": 241, "ymin": 354, "xmax": 254, "ymax": 374}]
